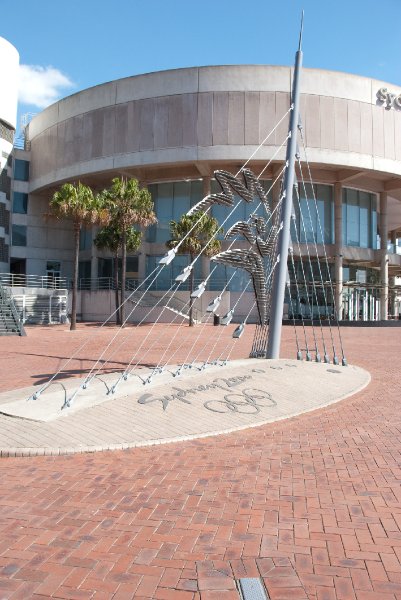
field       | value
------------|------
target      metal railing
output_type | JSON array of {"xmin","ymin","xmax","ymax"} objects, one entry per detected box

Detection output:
[
  {"xmin": 77, "ymin": 277, "xmax": 230, "ymax": 292},
  {"xmin": 0, "ymin": 273, "xmax": 68, "ymax": 290},
  {"xmin": 1, "ymin": 273, "xmax": 234, "ymax": 293},
  {"xmin": 0, "ymin": 282, "xmax": 25, "ymax": 335},
  {"xmin": 78, "ymin": 277, "xmax": 140, "ymax": 290},
  {"xmin": 126, "ymin": 288, "xmax": 201, "ymax": 322},
  {"xmin": 12, "ymin": 293, "xmax": 68, "ymax": 325}
]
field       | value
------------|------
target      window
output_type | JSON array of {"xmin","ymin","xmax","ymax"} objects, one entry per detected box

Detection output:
[
  {"xmin": 209, "ymin": 262, "xmax": 250, "ymax": 292},
  {"xmin": 342, "ymin": 188, "xmax": 377, "ymax": 249},
  {"xmin": 98, "ymin": 258, "xmax": 113, "ymax": 278},
  {"xmin": 126, "ymin": 256, "xmax": 139, "ymax": 275},
  {"xmin": 293, "ymin": 183, "xmax": 333, "ymax": 245},
  {"xmin": 47, "ymin": 261, "xmax": 61, "ymax": 276},
  {"xmin": 97, "ymin": 257, "xmax": 138, "ymax": 280},
  {"xmin": 14, "ymin": 159, "xmax": 30, "ymax": 181},
  {"xmin": 79, "ymin": 227, "xmax": 92, "ymax": 250},
  {"xmin": 0, "ymin": 203, "xmax": 9, "ymax": 232},
  {"xmin": 13, "ymin": 192, "xmax": 28, "ymax": 214},
  {"xmin": 146, "ymin": 180, "xmax": 203, "ymax": 242},
  {"xmin": 343, "ymin": 266, "xmax": 378, "ymax": 285},
  {"xmin": 12, "ymin": 224, "xmax": 27, "ymax": 246},
  {"xmin": 78, "ymin": 261, "xmax": 91, "ymax": 280}
]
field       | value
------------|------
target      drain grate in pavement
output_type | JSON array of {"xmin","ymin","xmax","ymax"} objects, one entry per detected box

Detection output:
[{"xmin": 238, "ymin": 578, "xmax": 270, "ymax": 599}]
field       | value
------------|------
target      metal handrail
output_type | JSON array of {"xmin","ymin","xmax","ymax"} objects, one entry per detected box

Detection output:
[
  {"xmin": 0, "ymin": 281, "xmax": 25, "ymax": 335},
  {"xmin": 78, "ymin": 277, "xmax": 140, "ymax": 290},
  {"xmin": 77, "ymin": 276, "xmax": 230, "ymax": 292},
  {"xmin": 1, "ymin": 273, "xmax": 232, "ymax": 293},
  {"xmin": 0, "ymin": 273, "xmax": 67, "ymax": 290}
]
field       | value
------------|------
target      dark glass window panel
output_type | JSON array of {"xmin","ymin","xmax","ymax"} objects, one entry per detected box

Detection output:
[
  {"xmin": 78, "ymin": 261, "xmax": 91, "ymax": 279},
  {"xmin": 12, "ymin": 224, "xmax": 27, "ymax": 246},
  {"xmin": 345, "ymin": 189, "xmax": 359, "ymax": 246},
  {"xmin": 14, "ymin": 159, "xmax": 30, "ymax": 181},
  {"xmin": 13, "ymin": 192, "xmax": 28, "ymax": 214},
  {"xmin": 126, "ymin": 256, "xmax": 138, "ymax": 273},
  {"xmin": 79, "ymin": 227, "xmax": 92, "ymax": 250}
]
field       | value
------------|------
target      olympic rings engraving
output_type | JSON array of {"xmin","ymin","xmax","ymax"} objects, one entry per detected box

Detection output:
[{"xmin": 204, "ymin": 387, "xmax": 277, "ymax": 414}]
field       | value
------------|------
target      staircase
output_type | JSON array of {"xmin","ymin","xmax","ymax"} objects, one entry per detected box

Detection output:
[
  {"xmin": 12, "ymin": 290, "xmax": 68, "ymax": 325},
  {"xmin": 0, "ymin": 283, "xmax": 26, "ymax": 336},
  {"xmin": 126, "ymin": 287, "xmax": 200, "ymax": 323}
]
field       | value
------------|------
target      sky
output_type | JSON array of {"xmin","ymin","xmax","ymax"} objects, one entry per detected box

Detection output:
[{"xmin": 1, "ymin": 0, "xmax": 401, "ymax": 127}]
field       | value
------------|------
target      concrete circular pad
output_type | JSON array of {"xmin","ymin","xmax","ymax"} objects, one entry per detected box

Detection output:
[{"xmin": 0, "ymin": 359, "xmax": 370, "ymax": 457}]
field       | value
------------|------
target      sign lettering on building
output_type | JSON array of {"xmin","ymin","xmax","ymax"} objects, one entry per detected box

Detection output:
[{"xmin": 377, "ymin": 87, "xmax": 401, "ymax": 110}]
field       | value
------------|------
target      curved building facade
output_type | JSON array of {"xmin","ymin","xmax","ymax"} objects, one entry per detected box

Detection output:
[{"xmin": 10, "ymin": 65, "xmax": 401, "ymax": 320}]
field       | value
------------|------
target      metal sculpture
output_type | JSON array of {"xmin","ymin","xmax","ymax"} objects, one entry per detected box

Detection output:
[{"xmin": 211, "ymin": 215, "xmax": 279, "ymax": 325}]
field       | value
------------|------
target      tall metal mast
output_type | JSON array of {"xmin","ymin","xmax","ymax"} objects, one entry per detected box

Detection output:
[{"xmin": 266, "ymin": 13, "xmax": 304, "ymax": 359}]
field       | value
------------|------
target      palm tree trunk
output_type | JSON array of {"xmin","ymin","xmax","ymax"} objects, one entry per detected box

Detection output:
[
  {"xmin": 114, "ymin": 253, "xmax": 121, "ymax": 325},
  {"xmin": 120, "ymin": 230, "xmax": 127, "ymax": 325},
  {"xmin": 70, "ymin": 223, "xmax": 80, "ymax": 331},
  {"xmin": 189, "ymin": 253, "xmax": 195, "ymax": 327}
]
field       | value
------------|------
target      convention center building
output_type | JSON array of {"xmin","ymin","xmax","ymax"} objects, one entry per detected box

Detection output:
[{"xmin": 1, "ymin": 35, "xmax": 401, "ymax": 322}]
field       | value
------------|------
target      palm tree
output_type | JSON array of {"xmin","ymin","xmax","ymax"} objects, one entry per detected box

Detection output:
[
  {"xmin": 166, "ymin": 211, "xmax": 222, "ymax": 326},
  {"xmin": 49, "ymin": 182, "xmax": 109, "ymax": 330},
  {"xmin": 94, "ymin": 224, "xmax": 142, "ymax": 324},
  {"xmin": 102, "ymin": 178, "xmax": 156, "ymax": 323}
]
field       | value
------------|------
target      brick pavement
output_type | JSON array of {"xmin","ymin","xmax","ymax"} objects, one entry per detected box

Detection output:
[{"xmin": 0, "ymin": 324, "xmax": 400, "ymax": 599}]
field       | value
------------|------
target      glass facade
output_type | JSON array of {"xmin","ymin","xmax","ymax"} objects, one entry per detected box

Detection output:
[
  {"xmin": 146, "ymin": 180, "xmax": 203, "ymax": 243},
  {"xmin": 342, "ymin": 188, "xmax": 377, "ymax": 249},
  {"xmin": 292, "ymin": 183, "xmax": 333, "ymax": 244},
  {"xmin": 98, "ymin": 257, "xmax": 139, "ymax": 278},
  {"xmin": 12, "ymin": 192, "xmax": 28, "ymax": 214},
  {"xmin": 209, "ymin": 262, "xmax": 251, "ymax": 292},
  {"xmin": 145, "ymin": 178, "xmax": 275, "ymax": 291},
  {"xmin": 211, "ymin": 179, "xmax": 272, "ymax": 238},
  {"xmin": 286, "ymin": 259, "xmax": 334, "ymax": 319},
  {"xmin": 142, "ymin": 178, "xmax": 382, "ymax": 294},
  {"xmin": 146, "ymin": 254, "xmax": 202, "ymax": 291}
]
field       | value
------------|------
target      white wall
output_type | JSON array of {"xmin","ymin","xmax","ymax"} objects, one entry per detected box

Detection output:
[{"xmin": 0, "ymin": 37, "xmax": 19, "ymax": 129}]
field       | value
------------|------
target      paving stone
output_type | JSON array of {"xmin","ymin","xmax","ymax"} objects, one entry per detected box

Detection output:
[{"xmin": 0, "ymin": 325, "xmax": 400, "ymax": 599}]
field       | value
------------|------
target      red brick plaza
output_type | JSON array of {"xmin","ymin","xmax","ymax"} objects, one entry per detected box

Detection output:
[{"xmin": 0, "ymin": 323, "xmax": 401, "ymax": 599}]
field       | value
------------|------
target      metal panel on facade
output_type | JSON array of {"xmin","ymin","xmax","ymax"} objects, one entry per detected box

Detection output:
[
  {"xmin": 153, "ymin": 97, "xmax": 169, "ymax": 149},
  {"xmin": 228, "ymin": 92, "xmax": 245, "ymax": 146},
  {"xmin": 213, "ymin": 92, "xmax": 229, "ymax": 145},
  {"xmin": 259, "ymin": 92, "xmax": 276, "ymax": 146},
  {"xmin": 347, "ymin": 99, "xmax": 361, "ymax": 154},
  {"xmin": 197, "ymin": 92, "xmax": 213, "ymax": 147},
  {"xmin": 244, "ymin": 92, "xmax": 260, "ymax": 145},
  {"xmin": 182, "ymin": 93, "xmax": 197, "ymax": 148}
]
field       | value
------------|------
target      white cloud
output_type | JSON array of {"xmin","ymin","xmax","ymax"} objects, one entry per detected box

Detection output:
[{"xmin": 19, "ymin": 64, "xmax": 74, "ymax": 108}]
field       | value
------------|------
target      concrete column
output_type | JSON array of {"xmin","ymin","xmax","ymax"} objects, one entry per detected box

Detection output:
[
  {"xmin": 389, "ymin": 230, "xmax": 397, "ymax": 319},
  {"xmin": 139, "ymin": 181, "xmax": 149, "ymax": 282},
  {"xmin": 202, "ymin": 177, "xmax": 212, "ymax": 280},
  {"xmin": 90, "ymin": 225, "xmax": 99, "ymax": 290},
  {"xmin": 379, "ymin": 191, "xmax": 389, "ymax": 320},
  {"xmin": 91, "ymin": 254, "xmax": 98, "ymax": 280},
  {"xmin": 334, "ymin": 183, "xmax": 343, "ymax": 320},
  {"xmin": 137, "ymin": 251, "xmax": 146, "ymax": 280},
  {"xmin": 389, "ymin": 275, "xmax": 396, "ymax": 318},
  {"xmin": 202, "ymin": 176, "xmax": 211, "ymax": 199}
]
